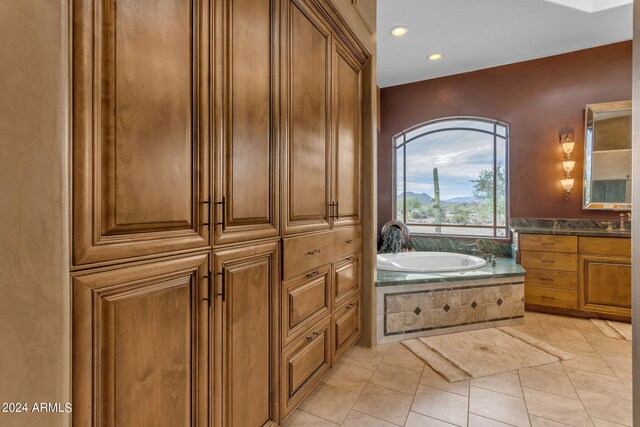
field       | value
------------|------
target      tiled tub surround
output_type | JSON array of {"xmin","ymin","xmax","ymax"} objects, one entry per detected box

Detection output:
[{"xmin": 376, "ymin": 258, "xmax": 526, "ymax": 344}]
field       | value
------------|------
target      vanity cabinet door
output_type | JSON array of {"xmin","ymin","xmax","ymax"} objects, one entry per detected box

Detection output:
[
  {"xmin": 72, "ymin": 0, "xmax": 211, "ymax": 267},
  {"xmin": 213, "ymin": 0, "xmax": 280, "ymax": 245},
  {"xmin": 331, "ymin": 41, "xmax": 362, "ymax": 228},
  {"xmin": 281, "ymin": 0, "xmax": 333, "ymax": 235},
  {"xmin": 579, "ymin": 254, "xmax": 631, "ymax": 320},
  {"xmin": 72, "ymin": 253, "xmax": 210, "ymax": 426},
  {"xmin": 214, "ymin": 242, "xmax": 280, "ymax": 427}
]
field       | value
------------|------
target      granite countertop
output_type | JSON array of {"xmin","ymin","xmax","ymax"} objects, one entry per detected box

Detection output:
[
  {"xmin": 376, "ymin": 257, "xmax": 525, "ymax": 287},
  {"xmin": 510, "ymin": 218, "xmax": 631, "ymax": 238},
  {"xmin": 511, "ymin": 226, "xmax": 630, "ymax": 238}
]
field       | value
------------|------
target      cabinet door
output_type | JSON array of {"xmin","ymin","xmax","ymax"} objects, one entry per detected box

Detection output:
[
  {"xmin": 214, "ymin": 242, "xmax": 279, "ymax": 426},
  {"xmin": 331, "ymin": 42, "xmax": 362, "ymax": 228},
  {"xmin": 579, "ymin": 254, "xmax": 631, "ymax": 319},
  {"xmin": 281, "ymin": 0, "xmax": 332, "ymax": 235},
  {"xmin": 73, "ymin": 253, "xmax": 210, "ymax": 426},
  {"xmin": 73, "ymin": 0, "xmax": 210, "ymax": 267},
  {"xmin": 213, "ymin": 0, "xmax": 279, "ymax": 245}
]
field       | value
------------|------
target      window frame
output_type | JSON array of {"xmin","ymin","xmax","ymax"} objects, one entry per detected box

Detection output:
[{"xmin": 392, "ymin": 116, "xmax": 511, "ymax": 241}]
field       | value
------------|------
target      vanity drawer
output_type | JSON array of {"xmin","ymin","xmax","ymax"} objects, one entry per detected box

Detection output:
[
  {"xmin": 281, "ymin": 317, "xmax": 331, "ymax": 419},
  {"xmin": 283, "ymin": 231, "xmax": 332, "ymax": 280},
  {"xmin": 333, "ymin": 255, "xmax": 360, "ymax": 310},
  {"xmin": 525, "ymin": 286, "xmax": 577, "ymax": 309},
  {"xmin": 525, "ymin": 268, "xmax": 577, "ymax": 291},
  {"xmin": 282, "ymin": 266, "xmax": 332, "ymax": 348},
  {"xmin": 579, "ymin": 237, "xmax": 631, "ymax": 257},
  {"xmin": 331, "ymin": 294, "xmax": 361, "ymax": 364},
  {"xmin": 520, "ymin": 234, "xmax": 577, "ymax": 253},
  {"xmin": 521, "ymin": 251, "xmax": 577, "ymax": 272},
  {"xmin": 332, "ymin": 226, "xmax": 362, "ymax": 260}
]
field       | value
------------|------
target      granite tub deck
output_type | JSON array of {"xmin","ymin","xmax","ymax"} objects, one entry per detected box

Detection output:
[{"xmin": 376, "ymin": 258, "xmax": 526, "ymax": 344}]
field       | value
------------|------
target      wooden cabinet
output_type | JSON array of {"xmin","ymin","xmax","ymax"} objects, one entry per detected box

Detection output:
[
  {"xmin": 213, "ymin": 0, "xmax": 280, "ymax": 245},
  {"xmin": 72, "ymin": 253, "xmax": 210, "ymax": 426},
  {"xmin": 332, "ymin": 294, "xmax": 361, "ymax": 363},
  {"xmin": 214, "ymin": 241, "xmax": 280, "ymax": 427},
  {"xmin": 333, "ymin": 255, "xmax": 360, "ymax": 309},
  {"xmin": 72, "ymin": 0, "xmax": 211, "ymax": 267}
]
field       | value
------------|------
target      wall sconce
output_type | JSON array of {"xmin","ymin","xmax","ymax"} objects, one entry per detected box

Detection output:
[{"xmin": 559, "ymin": 132, "xmax": 575, "ymax": 196}]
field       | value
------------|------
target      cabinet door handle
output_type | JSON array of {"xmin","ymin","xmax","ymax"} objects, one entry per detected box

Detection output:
[
  {"xmin": 346, "ymin": 303, "xmax": 356, "ymax": 309},
  {"xmin": 201, "ymin": 197, "xmax": 212, "ymax": 229},
  {"xmin": 306, "ymin": 271, "xmax": 319, "ymax": 279},
  {"xmin": 346, "ymin": 239, "xmax": 356, "ymax": 244},
  {"xmin": 217, "ymin": 270, "xmax": 226, "ymax": 302},
  {"xmin": 215, "ymin": 197, "xmax": 226, "ymax": 230},
  {"xmin": 345, "ymin": 255, "xmax": 356, "ymax": 261},
  {"xmin": 306, "ymin": 332, "xmax": 320, "ymax": 342},
  {"xmin": 307, "ymin": 249, "xmax": 322, "ymax": 255}
]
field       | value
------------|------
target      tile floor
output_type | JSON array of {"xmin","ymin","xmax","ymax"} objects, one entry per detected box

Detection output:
[{"xmin": 284, "ymin": 311, "xmax": 633, "ymax": 427}]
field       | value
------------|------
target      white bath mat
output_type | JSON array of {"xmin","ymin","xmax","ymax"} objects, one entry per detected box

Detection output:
[
  {"xmin": 402, "ymin": 327, "xmax": 573, "ymax": 382},
  {"xmin": 590, "ymin": 319, "xmax": 632, "ymax": 341}
]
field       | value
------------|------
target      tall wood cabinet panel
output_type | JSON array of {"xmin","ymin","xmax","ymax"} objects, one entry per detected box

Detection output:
[
  {"xmin": 72, "ymin": 253, "xmax": 210, "ymax": 426},
  {"xmin": 331, "ymin": 41, "xmax": 362, "ymax": 228},
  {"xmin": 213, "ymin": 0, "xmax": 280, "ymax": 245},
  {"xmin": 214, "ymin": 241, "xmax": 280, "ymax": 427},
  {"xmin": 72, "ymin": 0, "xmax": 211, "ymax": 267},
  {"xmin": 281, "ymin": 0, "xmax": 333, "ymax": 235}
]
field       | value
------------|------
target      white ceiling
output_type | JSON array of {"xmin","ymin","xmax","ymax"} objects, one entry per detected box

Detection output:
[{"xmin": 377, "ymin": 0, "xmax": 632, "ymax": 88}]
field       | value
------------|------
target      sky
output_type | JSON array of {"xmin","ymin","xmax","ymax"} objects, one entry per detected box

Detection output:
[{"xmin": 396, "ymin": 126, "xmax": 506, "ymax": 199}]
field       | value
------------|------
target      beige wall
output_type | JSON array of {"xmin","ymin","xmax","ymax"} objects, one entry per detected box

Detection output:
[{"xmin": 0, "ymin": 1, "xmax": 70, "ymax": 426}]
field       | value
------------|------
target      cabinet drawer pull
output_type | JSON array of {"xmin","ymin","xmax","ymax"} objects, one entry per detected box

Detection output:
[
  {"xmin": 306, "ymin": 271, "xmax": 319, "ymax": 279},
  {"xmin": 538, "ymin": 277, "xmax": 555, "ymax": 282},
  {"xmin": 307, "ymin": 249, "xmax": 322, "ymax": 255},
  {"xmin": 346, "ymin": 303, "xmax": 356, "ymax": 309},
  {"xmin": 346, "ymin": 239, "xmax": 356, "ymax": 244},
  {"xmin": 541, "ymin": 260, "xmax": 555, "ymax": 263},
  {"xmin": 306, "ymin": 332, "xmax": 320, "ymax": 342},
  {"xmin": 345, "ymin": 255, "xmax": 356, "ymax": 261},
  {"xmin": 542, "ymin": 242, "xmax": 556, "ymax": 246},
  {"xmin": 541, "ymin": 296, "xmax": 555, "ymax": 300}
]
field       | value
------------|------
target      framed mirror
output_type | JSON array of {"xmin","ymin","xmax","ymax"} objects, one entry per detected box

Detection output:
[{"xmin": 583, "ymin": 101, "xmax": 632, "ymax": 210}]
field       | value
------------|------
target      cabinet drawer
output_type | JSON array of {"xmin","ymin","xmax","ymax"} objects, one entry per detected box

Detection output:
[
  {"xmin": 525, "ymin": 286, "xmax": 577, "ymax": 309},
  {"xmin": 525, "ymin": 268, "xmax": 577, "ymax": 291},
  {"xmin": 333, "ymin": 255, "xmax": 360, "ymax": 310},
  {"xmin": 579, "ymin": 237, "xmax": 630, "ymax": 257},
  {"xmin": 520, "ymin": 234, "xmax": 577, "ymax": 253},
  {"xmin": 282, "ymin": 266, "xmax": 332, "ymax": 348},
  {"xmin": 281, "ymin": 317, "xmax": 331, "ymax": 419},
  {"xmin": 332, "ymin": 294, "xmax": 360, "ymax": 364},
  {"xmin": 332, "ymin": 226, "xmax": 362, "ymax": 260},
  {"xmin": 283, "ymin": 231, "xmax": 333, "ymax": 280},
  {"xmin": 521, "ymin": 251, "xmax": 577, "ymax": 272}
]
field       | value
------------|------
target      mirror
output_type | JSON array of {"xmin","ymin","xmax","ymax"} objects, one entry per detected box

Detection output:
[{"xmin": 583, "ymin": 101, "xmax": 632, "ymax": 210}]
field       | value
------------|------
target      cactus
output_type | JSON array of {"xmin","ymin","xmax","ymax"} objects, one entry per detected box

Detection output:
[{"xmin": 433, "ymin": 167, "xmax": 442, "ymax": 233}]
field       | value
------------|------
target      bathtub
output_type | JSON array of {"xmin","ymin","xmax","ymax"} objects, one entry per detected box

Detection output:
[{"xmin": 377, "ymin": 251, "xmax": 486, "ymax": 273}]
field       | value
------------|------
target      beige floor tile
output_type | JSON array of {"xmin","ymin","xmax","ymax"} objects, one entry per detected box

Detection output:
[
  {"xmin": 600, "ymin": 354, "xmax": 632, "ymax": 373},
  {"xmin": 352, "ymin": 383, "xmax": 413, "ymax": 426},
  {"xmin": 341, "ymin": 410, "xmax": 397, "ymax": 426},
  {"xmin": 468, "ymin": 413, "xmax": 515, "ymax": 426},
  {"xmin": 421, "ymin": 365, "xmax": 470, "ymax": 397},
  {"xmin": 411, "ymin": 385, "xmax": 469, "ymax": 427},
  {"xmin": 510, "ymin": 323, "xmax": 548, "ymax": 340},
  {"xmin": 298, "ymin": 383, "xmax": 359, "ymax": 424},
  {"xmin": 405, "ymin": 411, "xmax": 458, "ymax": 427},
  {"xmin": 471, "ymin": 372, "xmax": 523, "ymax": 398},
  {"xmin": 591, "ymin": 418, "xmax": 628, "ymax": 427},
  {"xmin": 342, "ymin": 345, "xmax": 387, "ymax": 371},
  {"xmin": 524, "ymin": 311, "xmax": 541, "ymax": 325},
  {"xmin": 370, "ymin": 362, "xmax": 421, "ymax": 395},
  {"xmin": 548, "ymin": 338, "xmax": 597, "ymax": 356},
  {"xmin": 519, "ymin": 368, "xmax": 578, "ymax": 399},
  {"xmin": 536, "ymin": 314, "xmax": 577, "ymax": 330},
  {"xmin": 611, "ymin": 368, "xmax": 632, "ymax": 392},
  {"xmin": 529, "ymin": 362, "xmax": 566, "ymax": 376},
  {"xmin": 542, "ymin": 326, "xmax": 588, "ymax": 343},
  {"xmin": 522, "ymin": 388, "xmax": 592, "ymax": 427},
  {"xmin": 383, "ymin": 343, "xmax": 425, "ymax": 372},
  {"xmin": 565, "ymin": 368, "xmax": 631, "ymax": 400},
  {"xmin": 576, "ymin": 390, "xmax": 632, "ymax": 426},
  {"xmin": 323, "ymin": 362, "xmax": 374, "ymax": 394},
  {"xmin": 585, "ymin": 337, "xmax": 631, "ymax": 358},
  {"xmin": 561, "ymin": 354, "xmax": 615, "ymax": 377},
  {"xmin": 529, "ymin": 415, "xmax": 571, "ymax": 427},
  {"xmin": 282, "ymin": 410, "xmax": 339, "ymax": 426},
  {"xmin": 469, "ymin": 386, "xmax": 529, "ymax": 427}
]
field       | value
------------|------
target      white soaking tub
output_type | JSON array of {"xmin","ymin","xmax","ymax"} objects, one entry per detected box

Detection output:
[{"xmin": 376, "ymin": 251, "xmax": 486, "ymax": 273}]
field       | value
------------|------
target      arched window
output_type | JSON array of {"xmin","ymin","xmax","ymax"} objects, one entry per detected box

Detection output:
[{"xmin": 394, "ymin": 117, "xmax": 509, "ymax": 238}]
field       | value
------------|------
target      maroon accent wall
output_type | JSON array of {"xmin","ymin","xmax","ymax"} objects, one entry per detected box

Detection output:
[{"xmin": 377, "ymin": 42, "xmax": 632, "ymax": 232}]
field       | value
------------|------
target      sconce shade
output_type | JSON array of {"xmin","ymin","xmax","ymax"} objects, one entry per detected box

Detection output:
[
  {"xmin": 561, "ymin": 142, "xmax": 575, "ymax": 155},
  {"xmin": 562, "ymin": 160, "xmax": 575, "ymax": 172},
  {"xmin": 561, "ymin": 178, "xmax": 574, "ymax": 191}
]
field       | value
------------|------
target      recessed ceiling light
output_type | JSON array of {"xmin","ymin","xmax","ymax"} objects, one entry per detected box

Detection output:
[
  {"xmin": 389, "ymin": 26, "xmax": 408, "ymax": 37},
  {"xmin": 428, "ymin": 53, "xmax": 443, "ymax": 61}
]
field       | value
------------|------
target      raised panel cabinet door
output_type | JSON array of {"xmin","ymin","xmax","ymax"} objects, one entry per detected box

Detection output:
[
  {"xmin": 331, "ymin": 41, "xmax": 362, "ymax": 228},
  {"xmin": 72, "ymin": 0, "xmax": 210, "ymax": 267},
  {"xmin": 281, "ymin": 0, "xmax": 333, "ymax": 235},
  {"xmin": 213, "ymin": 0, "xmax": 279, "ymax": 245},
  {"xmin": 73, "ymin": 253, "xmax": 210, "ymax": 426},
  {"xmin": 214, "ymin": 241, "xmax": 280, "ymax": 427},
  {"xmin": 579, "ymin": 254, "xmax": 632, "ymax": 319}
]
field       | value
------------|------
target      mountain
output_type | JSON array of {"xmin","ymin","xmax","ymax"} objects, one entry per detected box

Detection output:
[
  {"xmin": 399, "ymin": 191, "xmax": 433, "ymax": 204},
  {"xmin": 441, "ymin": 196, "xmax": 478, "ymax": 204}
]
